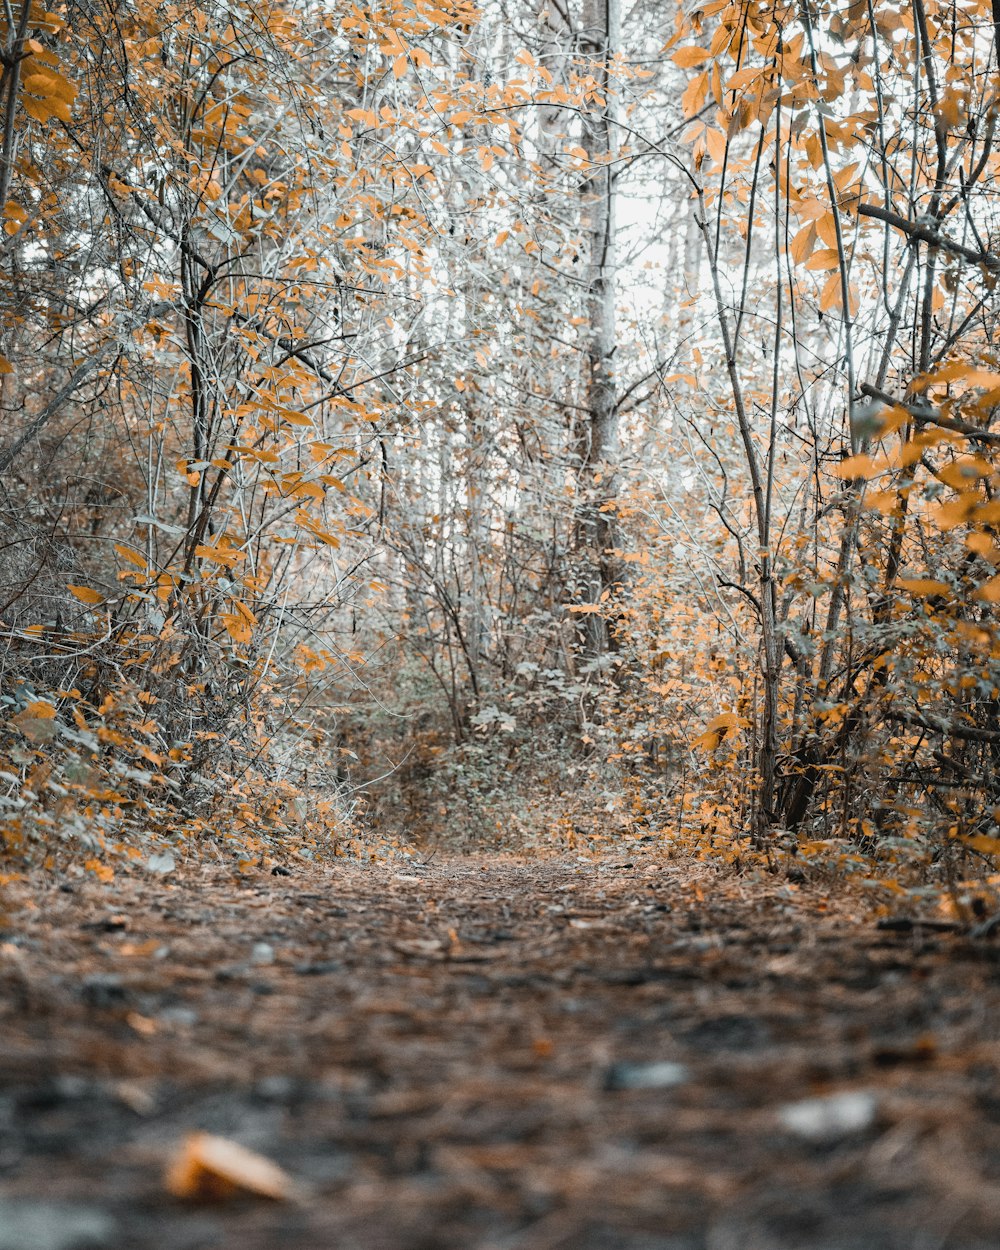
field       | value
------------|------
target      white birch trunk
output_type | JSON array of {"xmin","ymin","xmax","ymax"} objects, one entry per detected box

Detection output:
[{"xmin": 575, "ymin": 0, "xmax": 621, "ymax": 656}]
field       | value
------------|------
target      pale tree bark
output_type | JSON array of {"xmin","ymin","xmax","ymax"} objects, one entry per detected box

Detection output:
[
  {"xmin": 696, "ymin": 188, "xmax": 781, "ymax": 846},
  {"xmin": 464, "ymin": 402, "xmax": 490, "ymax": 686},
  {"xmin": 574, "ymin": 0, "xmax": 621, "ymax": 657},
  {"xmin": 0, "ymin": 0, "xmax": 30, "ymax": 217}
]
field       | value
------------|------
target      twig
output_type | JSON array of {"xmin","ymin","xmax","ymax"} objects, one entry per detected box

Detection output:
[
  {"xmin": 858, "ymin": 202, "xmax": 1000, "ymax": 271},
  {"xmin": 859, "ymin": 381, "xmax": 1000, "ymax": 447},
  {"xmin": 885, "ymin": 709, "xmax": 1000, "ymax": 743}
]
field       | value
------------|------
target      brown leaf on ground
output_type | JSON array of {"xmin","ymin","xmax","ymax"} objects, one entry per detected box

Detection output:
[{"xmin": 165, "ymin": 1131, "xmax": 300, "ymax": 1202}]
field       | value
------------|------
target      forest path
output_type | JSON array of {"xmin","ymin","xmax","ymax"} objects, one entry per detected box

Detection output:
[{"xmin": 2, "ymin": 850, "xmax": 1000, "ymax": 1250}]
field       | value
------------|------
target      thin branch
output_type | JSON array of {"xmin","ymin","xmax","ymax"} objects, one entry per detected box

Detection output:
[
  {"xmin": 858, "ymin": 203, "xmax": 1000, "ymax": 271},
  {"xmin": 885, "ymin": 709, "xmax": 1000, "ymax": 744},
  {"xmin": 859, "ymin": 381, "xmax": 1000, "ymax": 447},
  {"xmin": 0, "ymin": 343, "xmax": 122, "ymax": 475}
]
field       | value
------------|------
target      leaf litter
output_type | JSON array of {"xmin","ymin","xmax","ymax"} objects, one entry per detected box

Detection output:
[{"xmin": 2, "ymin": 850, "xmax": 1000, "ymax": 1248}]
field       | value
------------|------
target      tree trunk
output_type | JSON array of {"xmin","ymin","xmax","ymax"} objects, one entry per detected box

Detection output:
[{"xmin": 573, "ymin": 0, "xmax": 621, "ymax": 657}]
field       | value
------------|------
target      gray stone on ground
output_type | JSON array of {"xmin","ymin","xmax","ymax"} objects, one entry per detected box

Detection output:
[{"xmin": 0, "ymin": 1201, "xmax": 116, "ymax": 1250}]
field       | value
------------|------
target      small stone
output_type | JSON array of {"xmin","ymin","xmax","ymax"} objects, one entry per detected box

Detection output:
[
  {"xmin": 79, "ymin": 974, "xmax": 127, "ymax": 1009},
  {"xmin": 145, "ymin": 852, "xmax": 175, "ymax": 875},
  {"xmin": 80, "ymin": 917, "xmax": 126, "ymax": 934},
  {"xmin": 0, "ymin": 1200, "xmax": 116, "ymax": 1250},
  {"xmin": 53, "ymin": 1076, "xmax": 93, "ymax": 1101},
  {"xmin": 214, "ymin": 965, "xmax": 244, "ymax": 982},
  {"xmin": 778, "ymin": 1090, "xmax": 878, "ymax": 1141},
  {"xmin": 255, "ymin": 1075, "xmax": 296, "ymax": 1101},
  {"xmin": 293, "ymin": 960, "xmax": 341, "ymax": 975},
  {"xmin": 604, "ymin": 1060, "xmax": 689, "ymax": 1091},
  {"xmin": 250, "ymin": 942, "xmax": 274, "ymax": 966},
  {"xmin": 159, "ymin": 1006, "xmax": 198, "ymax": 1028}
]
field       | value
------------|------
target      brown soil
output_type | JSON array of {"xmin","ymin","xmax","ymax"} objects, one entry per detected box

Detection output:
[{"xmin": 2, "ymin": 850, "xmax": 1000, "ymax": 1249}]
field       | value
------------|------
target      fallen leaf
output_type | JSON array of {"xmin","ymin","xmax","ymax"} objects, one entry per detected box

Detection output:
[
  {"xmin": 115, "ymin": 1080, "xmax": 157, "ymax": 1115},
  {"xmin": 165, "ymin": 1132, "xmax": 299, "ymax": 1202},
  {"xmin": 126, "ymin": 1012, "xmax": 157, "ymax": 1036}
]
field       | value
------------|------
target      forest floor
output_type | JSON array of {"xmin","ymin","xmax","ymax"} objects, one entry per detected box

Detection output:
[{"xmin": 2, "ymin": 847, "xmax": 1000, "ymax": 1250}]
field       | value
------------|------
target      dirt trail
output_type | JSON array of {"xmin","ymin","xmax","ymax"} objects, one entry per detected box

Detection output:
[{"xmin": 2, "ymin": 850, "xmax": 1000, "ymax": 1250}]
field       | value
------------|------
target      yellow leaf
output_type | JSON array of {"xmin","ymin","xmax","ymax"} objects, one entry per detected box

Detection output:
[
  {"xmin": 896, "ymin": 577, "xmax": 950, "ymax": 596},
  {"xmin": 704, "ymin": 128, "xmax": 727, "ymax": 164},
  {"xmin": 165, "ymin": 1132, "xmax": 298, "ymax": 1202},
  {"xmin": 977, "ymin": 575, "xmax": 1000, "ymax": 603},
  {"xmin": 938, "ymin": 456, "xmax": 993, "ymax": 489},
  {"xmin": 805, "ymin": 247, "xmax": 841, "ymax": 272},
  {"xmin": 789, "ymin": 224, "xmax": 816, "ymax": 266},
  {"xmin": 866, "ymin": 490, "xmax": 901, "ymax": 516},
  {"xmin": 681, "ymin": 72, "xmax": 707, "ymax": 119},
  {"xmin": 221, "ymin": 613, "xmax": 252, "ymax": 643},
  {"xmin": 962, "ymin": 835, "xmax": 1000, "ymax": 856},
  {"xmin": 22, "ymin": 91, "xmax": 71, "ymax": 123},
  {"xmin": 819, "ymin": 271, "xmax": 842, "ymax": 313},
  {"xmin": 934, "ymin": 497, "xmax": 977, "ymax": 529},
  {"xmin": 672, "ymin": 46, "xmax": 710, "ymax": 68},
  {"xmin": 815, "ymin": 211, "xmax": 840, "ymax": 249},
  {"xmin": 115, "ymin": 544, "xmax": 148, "ymax": 570},
  {"xmin": 831, "ymin": 453, "xmax": 877, "ymax": 480},
  {"xmin": 0, "ymin": 354, "xmax": 13, "ymax": 374},
  {"xmin": 194, "ymin": 544, "xmax": 245, "ymax": 568},
  {"xmin": 914, "ymin": 362, "xmax": 1000, "ymax": 392},
  {"xmin": 961, "ymin": 370, "xmax": 1000, "ymax": 389},
  {"xmin": 725, "ymin": 66, "xmax": 762, "ymax": 92},
  {"xmin": 84, "ymin": 859, "xmax": 114, "ymax": 884},
  {"xmin": 22, "ymin": 66, "xmax": 77, "ymax": 105},
  {"xmin": 23, "ymin": 700, "xmax": 56, "ymax": 719},
  {"xmin": 832, "ymin": 162, "xmax": 859, "ymax": 191},
  {"xmin": 976, "ymin": 501, "xmax": 1000, "ymax": 523},
  {"xmin": 68, "ymin": 584, "xmax": 105, "ymax": 604},
  {"xmin": 691, "ymin": 711, "xmax": 747, "ymax": 752},
  {"xmin": 301, "ymin": 522, "xmax": 341, "ymax": 548},
  {"xmin": 288, "ymin": 479, "xmax": 324, "ymax": 502}
]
